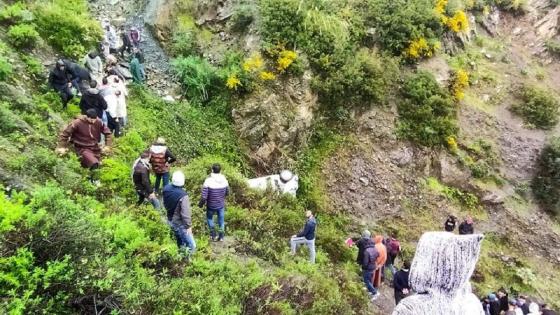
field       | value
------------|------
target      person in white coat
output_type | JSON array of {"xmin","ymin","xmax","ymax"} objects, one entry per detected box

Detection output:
[
  {"xmin": 107, "ymin": 75, "xmax": 127, "ymax": 127},
  {"xmin": 83, "ymin": 51, "xmax": 103, "ymax": 83}
]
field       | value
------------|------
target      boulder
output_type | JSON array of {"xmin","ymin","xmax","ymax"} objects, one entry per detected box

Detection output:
[
  {"xmin": 144, "ymin": 0, "xmax": 176, "ymax": 41},
  {"xmin": 433, "ymin": 154, "xmax": 472, "ymax": 190}
]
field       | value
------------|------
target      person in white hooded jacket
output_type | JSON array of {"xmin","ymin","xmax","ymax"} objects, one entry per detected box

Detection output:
[
  {"xmin": 198, "ymin": 164, "xmax": 229, "ymax": 241},
  {"xmin": 107, "ymin": 75, "xmax": 128, "ymax": 127}
]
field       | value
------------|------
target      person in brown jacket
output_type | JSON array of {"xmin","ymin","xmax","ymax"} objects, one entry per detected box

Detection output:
[
  {"xmin": 149, "ymin": 137, "xmax": 176, "ymax": 193},
  {"xmin": 56, "ymin": 109, "xmax": 112, "ymax": 178},
  {"xmin": 373, "ymin": 235, "xmax": 387, "ymax": 288}
]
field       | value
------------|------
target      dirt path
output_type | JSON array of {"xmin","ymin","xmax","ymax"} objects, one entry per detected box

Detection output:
[{"xmin": 88, "ymin": 0, "xmax": 179, "ymax": 97}]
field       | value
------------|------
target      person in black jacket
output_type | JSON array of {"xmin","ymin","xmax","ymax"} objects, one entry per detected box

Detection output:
[
  {"xmin": 393, "ymin": 260, "xmax": 411, "ymax": 305},
  {"xmin": 497, "ymin": 288, "xmax": 509, "ymax": 314},
  {"xmin": 289, "ymin": 210, "xmax": 316, "ymax": 263},
  {"xmin": 541, "ymin": 303, "xmax": 559, "ymax": 315},
  {"xmin": 444, "ymin": 215, "xmax": 457, "ymax": 232},
  {"xmin": 351, "ymin": 230, "xmax": 371, "ymax": 266},
  {"xmin": 459, "ymin": 216, "xmax": 475, "ymax": 235},
  {"xmin": 79, "ymin": 80, "xmax": 107, "ymax": 119},
  {"xmin": 48, "ymin": 59, "xmax": 79, "ymax": 108},
  {"xmin": 132, "ymin": 151, "xmax": 160, "ymax": 209}
]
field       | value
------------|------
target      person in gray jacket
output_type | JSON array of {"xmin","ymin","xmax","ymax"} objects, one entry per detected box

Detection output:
[
  {"xmin": 163, "ymin": 171, "xmax": 196, "ymax": 256},
  {"xmin": 83, "ymin": 51, "xmax": 103, "ymax": 83}
]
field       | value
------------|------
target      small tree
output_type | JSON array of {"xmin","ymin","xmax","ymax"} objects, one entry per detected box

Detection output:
[{"xmin": 532, "ymin": 138, "xmax": 560, "ymax": 216}]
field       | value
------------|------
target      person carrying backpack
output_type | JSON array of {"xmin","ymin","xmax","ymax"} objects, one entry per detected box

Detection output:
[
  {"xmin": 384, "ymin": 234, "xmax": 401, "ymax": 278},
  {"xmin": 149, "ymin": 137, "xmax": 177, "ymax": 194},
  {"xmin": 132, "ymin": 150, "xmax": 160, "ymax": 209}
]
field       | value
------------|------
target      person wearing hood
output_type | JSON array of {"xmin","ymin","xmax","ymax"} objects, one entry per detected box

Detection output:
[
  {"xmin": 351, "ymin": 230, "xmax": 371, "ymax": 266},
  {"xmin": 163, "ymin": 171, "xmax": 196, "ymax": 257},
  {"xmin": 79, "ymin": 81, "xmax": 108, "ymax": 119},
  {"xmin": 56, "ymin": 108, "xmax": 112, "ymax": 176},
  {"xmin": 83, "ymin": 51, "xmax": 103, "ymax": 83},
  {"xmin": 373, "ymin": 235, "xmax": 387, "ymax": 288},
  {"xmin": 130, "ymin": 52, "xmax": 145, "ymax": 84},
  {"xmin": 362, "ymin": 238, "xmax": 380, "ymax": 301},
  {"xmin": 149, "ymin": 137, "xmax": 177, "ymax": 193},
  {"xmin": 486, "ymin": 293, "xmax": 501, "ymax": 315},
  {"xmin": 528, "ymin": 302, "xmax": 541, "ymax": 315},
  {"xmin": 48, "ymin": 59, "xmax": 79, "ymax": 108},
  {"xmin": 108, "ymin": 75, "xmax": 128, "ymax": 127},
  {"xmin": 132, "ymin": 150, "xmax": 160, "ymax": 209},
  {"xmin": 129, "ymin": 27, "xmax": 141, "ymax": 47},
  {"xmin": 393, "ymin": 260, "xmax": 411, "ymax": 305},
  {"xmin": 290, "ymin": 210, "xmax": 317, "ymax": 264},
  {"xmin": 99, "ymin": 77, "xmax": 120, "ymax": 137},
  {"xmin": 198, "ymin": 163, "xmax": 229, "ymax": 241},
  {"xmin": 444, "ymin": 214, "xmax": 457, "ymax": 232}
]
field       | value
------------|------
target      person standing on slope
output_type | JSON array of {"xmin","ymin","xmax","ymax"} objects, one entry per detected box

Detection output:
[
  {"xmin": 362, "ymin": 238, "xmax": 380, "ymax": 301},
  {"xmin": 163, "ymin": 171, "xmax": 196, "ymax": 257},
  {"xmin": 132, "ymin": 150, "xmax": 160, "ymax": 209},
  {"xmin": 198, "ymin": 164, "xmax": 229, "ymax": 241},
  {"xmin": 48, "ymin": 59, "xmax": 79, "ymax": 108},
  {"xmin": 373, "ymin": 235, "xmax": 387, "ymax": 288},
  {"xmin": 149, "ymin": 137, "xmax": 177, "ymax": 194},
  {"xmin": 393, "ymin": 260, "xmax": 411, "ymax": 305},
  {"xmin": 289, "ymin": 210, "xmax": 317, "ymax": 264}
]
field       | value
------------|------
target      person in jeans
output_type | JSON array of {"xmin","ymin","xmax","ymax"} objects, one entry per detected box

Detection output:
[
  {"xmin": 149, "ymin": 137, "xmax": 176, "ymax": 194},
  {"xmin": 198, "ymin": 164, "xmax": 229, "ymax": 241},
  {"xmin": 132, "ymin": 150, "xmax": 160, "ymax": 209},
  {"xmin": 362, "ymin": 238, "xmax": 380, "ymax": 301},
  {"xmin": 163, "ymin": 171, "xmax": 196, "ymax": 257},
  {"xmin": 290, "ymin": 210, "xmax": 317, "ymax": 263}
]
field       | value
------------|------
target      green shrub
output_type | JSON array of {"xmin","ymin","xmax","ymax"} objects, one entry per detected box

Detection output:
[
  {"xmin": 546, "ymin": 40, "xmax": 560, "ymax": 57},
  {"xmin": 7, "ymin": 24, "xmax": 40, "ymax": 48},
  {"xmin": 365, "ymin": 0, "xmax": 443, "ymax": 57},
  {"xmin": 313, "ymin": 49, "xmax": 397, "ymax": 109},
  {"xmin": 260, "ymin": 0, "xmax": 303, "ymax": 48},
  {"xmin": 21, "ymin": 55, "xmax": 43, "ymax": 77},
  {"xmin": 33, "ymin": 0, "xmax": 102, "ymax": 58},
  {"xmin": 0, "ymin": 2, "xmax": 30, "ymax": 25},
  {"xmin": 0, "ymin": 57, "xmax": 13, "ymax": 81},
  {"xmin": 513, "ymin": 85, "xmax": 559, "ymax": 129},
  {"xmin": 533, "ymin": 138, "xmax": 560, "ymax": 216},
  {"xmin": 172, "ymin": 56, "xmax": 222, "ymax": 101},
  {"xmin": 231, "ymin": 3, "xmax": 256, "ymax": 33},
  {"xmin": 397, "ymin": 71, "xmax": 458, "ymax": 146},
  {"xmin": 170, "ymin": 30, "xmax": 200, "ymax": 57}
]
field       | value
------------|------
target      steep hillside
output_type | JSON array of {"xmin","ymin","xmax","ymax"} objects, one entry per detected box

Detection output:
[{"xmin": 1, "ymin": 0, "xmax": 560, "ymax": 314}]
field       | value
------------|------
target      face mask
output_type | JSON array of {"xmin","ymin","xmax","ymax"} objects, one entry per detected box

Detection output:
[{"xmin": 141, "ymin": 158, "xmax": 150, "ymax": 164}]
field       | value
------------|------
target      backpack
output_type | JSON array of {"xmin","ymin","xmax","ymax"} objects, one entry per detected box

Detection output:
[{"xmin": 387, "ymin": 238, "xmax": 400, "ymax": 255}]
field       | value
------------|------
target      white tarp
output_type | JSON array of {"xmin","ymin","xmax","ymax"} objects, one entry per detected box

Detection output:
[{"xmin": 247, "ymin": 170, "xmax": 298, "ymax": 196}]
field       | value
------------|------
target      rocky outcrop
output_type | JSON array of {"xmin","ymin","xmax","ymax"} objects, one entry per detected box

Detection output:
[
  {"xmin": 144, "ymin": 0, "xmax": 176, "ymax": 41},
  {"xmin": 232, "ymin": 72, "xmax": 318, "ymax": 172}
]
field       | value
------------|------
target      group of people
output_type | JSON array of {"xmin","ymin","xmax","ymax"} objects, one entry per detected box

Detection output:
[
  {"xmin": 482, "ymin": 289, "xmax": 557, "ymax": 315},
  {"xmin": 53, "ymin": 19, "xmax": 148, "ymax": 181},
  {"xmin": 445, "ymin": 214, "xmax": 475, "ymax": 234}
]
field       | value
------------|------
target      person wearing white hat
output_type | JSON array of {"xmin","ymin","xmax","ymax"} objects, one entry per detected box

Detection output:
[{"xmin": 162, "ymin": 171, "xmax": 196, "ymax": 257}]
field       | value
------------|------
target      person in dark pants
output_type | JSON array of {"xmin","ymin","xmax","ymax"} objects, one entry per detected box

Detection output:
[
  {"xmin": 163, "ymin": 171, "xmax": 196, "ymax": 257},
  {"xmin": 352, "ymin": 230, "xmax": 371, "ymax": 266},
  {"xmin": 541, "ymin": 303, "xmax": 559, "ymax": 315},
  {"xmin": 132, "ymin": 150, "xmax": 160, "ymax": 209},
  {"xmin": 459, "ymin": 216, "xmax": 475, "ymax": 235},
  {"xmin": 79, "ymin": 80, "xmax": 107, "ymax": 119},
  {"xmin": 362, "ymin": 238, "xmax": 380, "ymax": 301},
  {"xmin": 48, "ymin": 59, "xmax": 79, "ymax": 108},
  {"xmin": 149, "ymin": 137, "xmax": 176, "ymax": 194},
  {"xmin": 289, "ymin": 210, "xmax": 317, "ymax": 263},
  {"xmin": 393, "ymin": 260, "xmax": 411, "ymax": 305},
  {"xmin": 198, "ymin": 164, "xmax": 229, "ymax": 241}
]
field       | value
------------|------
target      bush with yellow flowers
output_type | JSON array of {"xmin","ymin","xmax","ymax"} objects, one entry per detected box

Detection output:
[
  {"xmin": 226, "ymin": 74, "xmax": 242, "ymax": 90},
  {"xmin": 405, "ymin": 38, "xmax": 441, "ymax": 59},
  {"xmin": 450, "ymin": 69, "xmax": 469, "ymax": 100},
  {"xmin": 277, "ymin": 50, "xmax": 297, "ymax": 73}
]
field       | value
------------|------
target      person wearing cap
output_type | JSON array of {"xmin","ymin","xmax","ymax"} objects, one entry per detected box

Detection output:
[
  {"xmin": 393, "ymin": 260, "xmax": 411, "ymax": 305},
  {"xmin": 199, "ymin": 163, "xmax": 229, "ymax": 241},
  {"xmin": 505, "ymin": 299, "xmax": 519, "ymax": 315},
  {"xmin": 56, "ymin": 109, "xmax": 112, "ymax": 182},
  {"xmin": 487, "ymin": 293, "xmax": 501, "ymax": 315},
  {"xmin": 290, "ymin": 210, "xmax": 316, "ymax": 263},
  {"xmin": 132, "ymin": 150, "xmax": 160, "ymax": 209},
  {"xmin": 48, "ymin": 59, "xmax": 79, "ymax": 108},
  {"xmin": 351, "ymin": 230, "xmax": 371, "ymax": 266},
  {"xmin": 149, "ymin": 137, "xmax": 176, "ymax": 194},
  {"xmin": 459, "ymin": 215, "xmax": 475, "ymax": 235},
  {"xmin": 163, "ymin": 171, "xmax": 196, "ymax": 256}
]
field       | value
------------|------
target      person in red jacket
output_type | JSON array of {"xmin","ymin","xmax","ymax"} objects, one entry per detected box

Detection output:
[{"xmin": 56, "ymin": 109, "xmax": 112, "ymax": 183}]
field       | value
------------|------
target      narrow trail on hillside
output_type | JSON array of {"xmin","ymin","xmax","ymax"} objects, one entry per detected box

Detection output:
[{"xmin": 88, "ymin": 0, "xmax": 179, "ymax": 97}]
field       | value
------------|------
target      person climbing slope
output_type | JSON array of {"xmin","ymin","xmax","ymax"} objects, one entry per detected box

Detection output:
[
  {"xmin": 289, "ymin": 210, "xmax": 317, "ymax": 264},
  {"xmin": 362, "ymin": 238, "xmax": 380, "ymax": 301},
  {"xmin": 129, "ymin": 52, "xmax": 145, "ymax": 84},
  {"xmin": 352, "ymin": 230, "xmax": 372, "ymax": 266},
  {"xmin": 83, "ymin": 51, "xmax": 103, "ymax": 83},
  {"xmin": 198, "ymin": 164, "xmax": 229, "ymax": 241},
  {"xmin": 79, "ymin": 80, "xmax": 107, "ymax": 119},
  {"xmin": 149, "ymin": 137, "xmax": 176, "ymax": 194},
  {"xmin": 384, "ymin": 234, "xmax": 401, "ymax": 278},
  {"xmin": 48, "ymin": 59, "xmax": 79, "ymax": 108},
  {"xmin": 163, "ymin": 171, "xmax": 196, "ymax": 257},
  {"xmin": 132, "ymin": 150, "xmax": 160, "ymax": 209},
  {"xmin": 56, "ymin": 108, "xmax": 112, "ymax": 182}
]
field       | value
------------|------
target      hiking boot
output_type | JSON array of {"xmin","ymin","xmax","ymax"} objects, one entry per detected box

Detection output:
[
  {"xmin": 210, "ymin": 230, "xmax": 216, "ymax": 241},
  {"xmin": 217, "ymin": 232, "xmax": 224, "ymax": 242},
  {"xmin": 371, "ymin": 292, "xmax": 380, "ymax": 301}
]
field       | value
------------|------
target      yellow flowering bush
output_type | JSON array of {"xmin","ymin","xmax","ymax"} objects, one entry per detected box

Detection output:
[
  {"xmin": 405, "ymin": 38, "xmax": 440, "ymax": 59},
  {"xmin": 243, "ymin": 53, "xmax": 264, "ymax": 72},
  {"xmin": 447, "ymin": 136, "xmax": 459, "ymax": 153},
  {"xmin": 226, "ymin": 74, "xmax": 242, "ymax": 90},
  {"xmin": 447, "ymin": 10, "xmax": 469, "ymax": 33},
  {"xmin": 450, "ymin": 69, "xmax": 469, "ymax": 100},
  {"xmin": 277, "ymin": 49, "xmax": 297, "ymax": 72},
  {"xmin": 259, "ymin": 71, "xmax": 276, "ymax": 81},
  {"xmin": 435, "ymin": 0, "xmax": 449, "ymax": 24}
]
